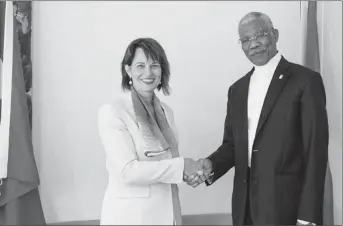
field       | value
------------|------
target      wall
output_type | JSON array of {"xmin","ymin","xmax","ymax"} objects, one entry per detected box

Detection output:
[
  {"xmin": 31, "ymin": 1, "xmax": 301, "ymax": 223},
  {"xmin": 317, "ymin": 1, "xmax": 342, "ymax": 225}
]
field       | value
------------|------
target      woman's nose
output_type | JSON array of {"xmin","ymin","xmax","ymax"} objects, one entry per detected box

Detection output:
[{"xmin": 144, "ymin": 66, "xmax": 153, "ymax": 75}]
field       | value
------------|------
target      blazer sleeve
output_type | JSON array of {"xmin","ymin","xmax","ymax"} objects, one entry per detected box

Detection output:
[
  {"xmin": 205, "ymin": 87, "xmax": 235, "ymax": 185},
  {"xmin": 297, "ymin": 73, "xmax": 329, "ymax": 225},
  {"xmin": 98, "ymin": 104, "xmax": 185, "ymax": 186}
]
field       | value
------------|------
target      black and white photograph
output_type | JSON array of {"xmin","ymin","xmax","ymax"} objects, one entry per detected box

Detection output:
[{"xmin": 0, "ymin": 1, "xmax": 341, "ymax": 225}]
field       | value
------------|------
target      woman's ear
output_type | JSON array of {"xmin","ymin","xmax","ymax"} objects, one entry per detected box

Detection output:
[{"xmin": 125, "ymin": 65, "xmax": 131, "ymax": 77}]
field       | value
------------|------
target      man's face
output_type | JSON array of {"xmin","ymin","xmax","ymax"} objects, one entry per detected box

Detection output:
[{"xmin": 238, "ymin": 19, "xmax": 278, "ymax": 66}]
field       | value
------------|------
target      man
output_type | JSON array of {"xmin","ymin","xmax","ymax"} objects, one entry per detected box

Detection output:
[{"xmin": 187, "ymin": 12, "xmax": 328, "ymax": 225}]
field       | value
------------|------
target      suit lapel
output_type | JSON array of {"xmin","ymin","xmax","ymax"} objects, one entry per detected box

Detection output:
[
  {"xmin": 254, "ymin": 57, "xmax": 291, "ymax": 140},
  {"xmin": 236, "ymin": 68, "xmax": 254, "ymax": 166},
  {"xmin": 160, "ymin": 104, "xmax": 171, "ymax": 129}
]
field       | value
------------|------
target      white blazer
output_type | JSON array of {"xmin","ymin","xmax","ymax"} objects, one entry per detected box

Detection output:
[{"xmin": 98, "ymin": 92, "xmax": 185, "ymax": 225}]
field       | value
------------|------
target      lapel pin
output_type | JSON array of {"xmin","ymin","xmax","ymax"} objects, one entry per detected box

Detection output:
[{"xmin": 279, "ymin": 74, "xmax": 284, "ymax": 79}]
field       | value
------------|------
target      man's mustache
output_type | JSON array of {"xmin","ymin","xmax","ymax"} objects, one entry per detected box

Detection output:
[{"xmin": 249, "ymin": 49, "xmax": 266, "ymax": 56}]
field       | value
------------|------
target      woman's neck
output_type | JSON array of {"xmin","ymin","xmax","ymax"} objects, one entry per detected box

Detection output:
[{"xmin": 137, "ymin": 90, "xmax": 154, "ymax": 105}]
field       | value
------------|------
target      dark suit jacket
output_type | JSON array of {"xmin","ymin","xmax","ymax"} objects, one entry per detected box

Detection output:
[{"xmin": 206, "ymin": 56, "xmax": 328, "ymax": 225}]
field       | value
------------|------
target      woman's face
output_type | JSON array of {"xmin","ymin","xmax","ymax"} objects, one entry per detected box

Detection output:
[{"xmin": 125, "ymin": 48, "xmax": 162, "ymax": 95}]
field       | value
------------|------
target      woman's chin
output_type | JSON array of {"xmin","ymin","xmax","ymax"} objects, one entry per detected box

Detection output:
[{"xmin": 135, "ymin": 84, "xmax": 158, "ymax": 93}]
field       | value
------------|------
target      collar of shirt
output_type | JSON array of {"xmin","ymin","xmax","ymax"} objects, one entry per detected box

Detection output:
[{"xmin": 252, "ymin": 52, "xmax": 282, "ymax": 78}]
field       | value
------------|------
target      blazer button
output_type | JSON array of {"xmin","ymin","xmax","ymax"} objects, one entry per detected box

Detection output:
[{"xmin": 243, "ymin": 179, "xmax": 247, "ymax": 183}]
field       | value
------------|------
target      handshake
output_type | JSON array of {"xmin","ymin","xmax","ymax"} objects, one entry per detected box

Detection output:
[{"xmin": 183, "ymin": 158, "xmax": 213, "ymax": 187}]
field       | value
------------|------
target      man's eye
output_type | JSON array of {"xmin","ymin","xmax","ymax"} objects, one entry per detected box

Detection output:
[
  {"xmin": 242, "ymin": 39, "xmax": 249, "ymax": 43},
  {"xmin": 256, "ymin": 33, "xmax": 264, "ymax": 38}
]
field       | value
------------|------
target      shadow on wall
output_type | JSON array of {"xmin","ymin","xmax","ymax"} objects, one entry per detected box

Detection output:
[{"xmin": 49, "ymin": 213, "xmax": 233, "ymax": 225}]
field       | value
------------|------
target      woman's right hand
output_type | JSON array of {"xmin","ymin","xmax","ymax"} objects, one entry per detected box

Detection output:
[{"xmin": 183, "ymin": 158, "xmax": 202, "ymax": 182}]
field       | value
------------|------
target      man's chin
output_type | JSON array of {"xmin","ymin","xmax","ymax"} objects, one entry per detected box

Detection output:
[{"xmin": 250, "ymin": 57, "xmax": 269, "ymax": 66}]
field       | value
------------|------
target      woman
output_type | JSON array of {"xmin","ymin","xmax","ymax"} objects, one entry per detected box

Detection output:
[{"xmin": 98, "ymin": 37, "xmax": 199, "ymax": 225}]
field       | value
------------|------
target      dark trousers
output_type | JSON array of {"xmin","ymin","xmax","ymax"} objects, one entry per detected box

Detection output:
[{"xmin": 244, "ymin": 167, "xmax": 254, "ymax": 225}]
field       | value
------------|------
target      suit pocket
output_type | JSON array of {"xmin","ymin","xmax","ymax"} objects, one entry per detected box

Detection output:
[
  {"xmin": 278, "ymin": 152, "xmax": 304, "ymax": 174},
  {"xmin": 114, "ymin": 184, "xmax": 150, "ymax": 198}
]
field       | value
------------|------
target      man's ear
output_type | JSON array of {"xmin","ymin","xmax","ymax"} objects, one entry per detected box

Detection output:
[
  {"xmin": 125, "ymin": 65, "xmax": 131, "ymax": 77},
  {"xmin": 272, "ymin": 28, "xmax": 279, "ymax": 42}
]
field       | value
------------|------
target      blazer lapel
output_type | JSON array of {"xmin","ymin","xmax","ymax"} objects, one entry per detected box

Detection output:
[
  {"xmin": 236, "ymin": 68, "xmax": 254, "ymax": 166},
  {"xmin": 254, "ymin": 56, "xmax": 291, "ymax": 141},
  {"xmin": 160, "ymin": 104, "xmax": 171, "ymax": 129}
]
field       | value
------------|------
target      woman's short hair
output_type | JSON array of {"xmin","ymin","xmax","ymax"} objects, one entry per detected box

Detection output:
[{"xmin": 121, "ymin": 37, "xmax": 171, "ymax": 95}]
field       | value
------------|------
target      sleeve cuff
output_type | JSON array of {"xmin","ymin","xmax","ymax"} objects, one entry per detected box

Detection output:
[
  {"xmin": 205, "ymin": 173, "xmax": 214, "ymax": 185},
  {"xmin": 174, "ymin": 157, "xmax": 185, "ymax": 184}
]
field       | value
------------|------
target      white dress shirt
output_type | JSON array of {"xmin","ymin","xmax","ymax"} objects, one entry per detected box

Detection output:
[{"xmin": 247, "ymin": 52, "xmax": 282, "ymax": 167}]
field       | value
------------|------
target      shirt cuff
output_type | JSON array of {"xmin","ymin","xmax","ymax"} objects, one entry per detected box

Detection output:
[{"xmin": 205, "ymin": 173, "xmax": 214, "ymax": 184}]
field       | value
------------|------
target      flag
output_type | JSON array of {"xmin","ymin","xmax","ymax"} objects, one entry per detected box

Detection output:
[
  {"xmin": 0, "ymin": 2, "xmax": 45, "ymax": 224},
  {"xmin": 302, "ymin": 1, "xmax": 334, "ymax": 225}
]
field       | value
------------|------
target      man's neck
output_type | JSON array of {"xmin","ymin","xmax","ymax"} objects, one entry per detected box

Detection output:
[
  {"xmin": 256, "ymin": 51, "xmax": 279, "ymax": 66},
  {"xmin": 269, "ymin": 51, "xmax": 278, "ymax": 61},
  {"xmin": 254, "ymin": 51, "xmax": 281, "ymax": 70}
]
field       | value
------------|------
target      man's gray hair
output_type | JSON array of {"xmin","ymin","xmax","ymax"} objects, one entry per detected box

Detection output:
[{"xmin": 238, "ymin": 12, "xmax": 274, "ymax": 31}]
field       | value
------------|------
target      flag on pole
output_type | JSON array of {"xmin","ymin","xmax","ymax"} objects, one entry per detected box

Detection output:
[
  {"xmin": 0, "ymin": 2, "xmax": 45, "ymax": 224},
  {"xmin": 302, "ymin": 1, "xmax": 334, "ymax": 225}
]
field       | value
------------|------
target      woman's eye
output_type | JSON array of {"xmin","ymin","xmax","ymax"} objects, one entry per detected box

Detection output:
[{"xmin": 151, "ymin": 64, "xmax": 161, "ymax": 68}]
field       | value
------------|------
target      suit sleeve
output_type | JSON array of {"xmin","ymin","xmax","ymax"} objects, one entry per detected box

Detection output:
[
  {"xmin": 297, "ymin": 73, "xmax": 329, "ymax": 224},
  {"xmin": 98, "ymin": 104, "xmax": 185, "ymax": 186},
  {"xmin": 205, "ymin": 87, "xmax": 235, "ymax": 185}
]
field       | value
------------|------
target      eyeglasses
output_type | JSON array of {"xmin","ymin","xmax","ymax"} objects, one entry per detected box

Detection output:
[{"xmin": 238, "ymin": 28, "xmax": 274, "ymax": 48}]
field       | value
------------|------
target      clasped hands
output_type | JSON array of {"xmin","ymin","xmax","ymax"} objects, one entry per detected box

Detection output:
[{"xmin": 183, "ymin": 158, "xmax": 213, "ymax": 187}]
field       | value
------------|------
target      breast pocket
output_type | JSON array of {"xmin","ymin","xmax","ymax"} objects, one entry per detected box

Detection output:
[{"xmin": 283, "ymin": 99, "xmax": 301, "ymax": 124}]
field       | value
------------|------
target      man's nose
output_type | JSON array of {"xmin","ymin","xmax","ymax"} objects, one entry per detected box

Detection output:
[{"xmin": 249, "ymin": 39, "xmax": 260, "ymax": 49}]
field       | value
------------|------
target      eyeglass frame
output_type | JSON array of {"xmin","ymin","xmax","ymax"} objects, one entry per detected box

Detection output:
[{"xmin": 238, "ymin": 28, "xmax": 275, "ymax": 48}]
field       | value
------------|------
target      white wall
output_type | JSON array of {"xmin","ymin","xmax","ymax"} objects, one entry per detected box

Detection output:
[
  {"xmin": 317, "ymin": 2, "xmax": 342, "ymax": 225},
  {"xmin": 31, "ymin": 1, "xmax": 301, "ymax": 223}
]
